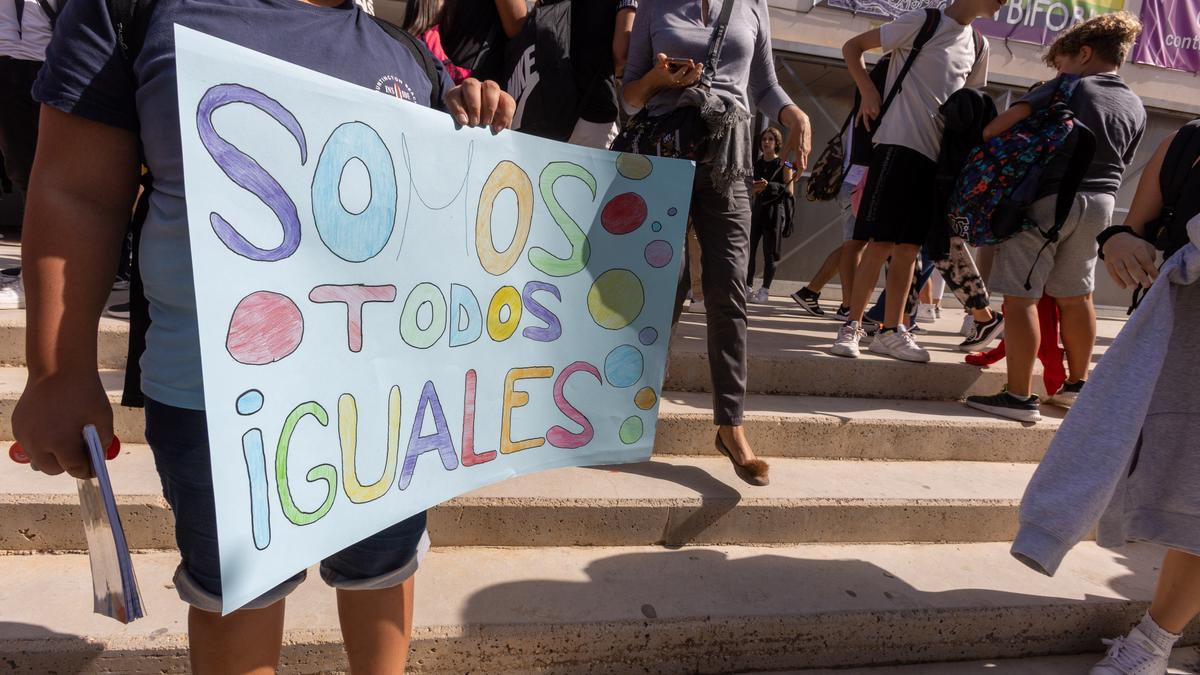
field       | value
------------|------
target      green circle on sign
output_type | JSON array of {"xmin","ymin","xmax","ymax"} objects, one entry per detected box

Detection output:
[{"xmin": 619, "ymin": 416, "xmax": 644, "ymax": 445}]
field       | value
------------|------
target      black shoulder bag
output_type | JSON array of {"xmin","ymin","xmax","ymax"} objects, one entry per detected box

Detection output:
[{"xmin": 610, "ymin": 0, "xmax": 736, "ymax": 160}]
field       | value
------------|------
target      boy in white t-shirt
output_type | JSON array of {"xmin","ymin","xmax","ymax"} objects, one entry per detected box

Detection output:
[{"xmin": 831, "ymin": 0, "xmax": 1004, "ymax": 362}]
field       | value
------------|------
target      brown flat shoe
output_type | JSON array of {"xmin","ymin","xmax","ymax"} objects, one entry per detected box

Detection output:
[{"xmin": 715, "ymin": 432, "xmax": 770, "ymax": 487}]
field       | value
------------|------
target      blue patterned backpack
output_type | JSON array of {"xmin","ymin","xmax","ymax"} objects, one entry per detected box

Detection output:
[{"xmin": 949, "ymin": 76, "xmax": 1096, "ymax": 262}]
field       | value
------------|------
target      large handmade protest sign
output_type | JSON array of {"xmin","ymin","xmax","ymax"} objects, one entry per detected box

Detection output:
[{"xmin": 175, "ymin": 27, "xmax": 693, "ymax": 613}]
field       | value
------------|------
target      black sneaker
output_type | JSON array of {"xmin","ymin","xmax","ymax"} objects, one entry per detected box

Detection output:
[
  {"xmin": 1048, "ymin": 380, "xmax": 1085, "ymax": 409},
  {"xmin": 791, "ymin": 287, "xmax": 825, "ymax": 317},
  {"xmin": 959, "ymin": 312, "xmax": 1005, "ymax": 352},
  {"xmin": 862, "ymin": 316, "xmax": 881, "ymax": 336},
  {"xmin": 965, "ymin": 389, "xmax": 1042, "ymax": 423},
  {"xmin": 834, "ymin": 304, "xmax": 850, "ymax": 321},
  {"xmin": 105, "ymin": 302, "xmax": 131, "ymax": 320}
]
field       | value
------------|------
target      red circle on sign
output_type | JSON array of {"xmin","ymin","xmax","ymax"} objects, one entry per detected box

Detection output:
[
  {"xmin": 601, "ymin": 193, "xmax": 648, "ymax": 235},
  {"xmin": 226, "ymin": 291, "xmax": 305, "ymax": 365}
]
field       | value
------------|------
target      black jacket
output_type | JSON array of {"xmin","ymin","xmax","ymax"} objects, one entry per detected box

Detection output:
[{"xmin": 928, "ymin": 88, "xmax": 998, "ymax": 260}]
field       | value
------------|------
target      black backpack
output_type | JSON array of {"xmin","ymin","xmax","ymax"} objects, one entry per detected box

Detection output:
[
  {"xmin": 106, "ymin": 0, "xmax": 447, "ymax": 407},
  {"xmin": 1146, "ymin": 119, "xmax": 1200, "ymax": 260}
]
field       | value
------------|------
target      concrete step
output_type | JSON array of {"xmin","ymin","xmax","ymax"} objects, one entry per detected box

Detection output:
[
  {"xmin": 1, "ymin": 542, "xmax": 1192, "ymax": 674},
  {"xmin": 0, "ymin": 451, "xmax": 1036, "ymax": 550},
  {"xmin": 668, "ymin": 298, "xmax": 1122, "ymax": 400},
  {"xmin": 0, "ymin": 368, "xmax": 1061, "ymax": 459},
  {"xmin": 0, "ymin": 301, "xmax": 1124, "ymax": 400},
  {"xmin": 0, "ymin": 310, "xmax": 129, "ymax": 370},
  {"xmin": 784, "ymin": 647, "xmax": 1200, "ymax": 674}
]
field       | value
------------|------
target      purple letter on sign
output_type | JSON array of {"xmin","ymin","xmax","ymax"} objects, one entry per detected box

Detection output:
[{"xmin": 197, "ymin": 83, "xmax": 307, "ymax": 261}]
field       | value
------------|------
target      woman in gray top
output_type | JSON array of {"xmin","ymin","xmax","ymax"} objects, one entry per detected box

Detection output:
[{"xmin": 621, "ymin": 0, "xmax": 811, "ymax": 486}]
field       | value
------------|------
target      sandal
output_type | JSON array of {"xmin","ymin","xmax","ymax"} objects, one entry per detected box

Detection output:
[{"xmin": 715, "ymin": 432, "xmax": 770, "ymax": 487}]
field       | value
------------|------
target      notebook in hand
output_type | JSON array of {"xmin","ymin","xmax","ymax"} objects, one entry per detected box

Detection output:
[{"xmin": 78, "ymin": 424, "xmax": 144, "ymax": 623}]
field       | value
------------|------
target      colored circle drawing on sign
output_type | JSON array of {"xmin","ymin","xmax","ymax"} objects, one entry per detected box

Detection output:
[
  {"xmin": 619, "ymin": 416, "xmax": 644, "ymax": 444},
  {"xmin": 638, "ymin": 327, "xmax": 658, "ymax": 346},
  {"xmin": 644, "ymin": 240, "xmax": 673, "ymax": 268},
  {"xmin": 227, "ymin": 291, "xmax": 304, "ymax": 365},
  {"xmin": 236, "ymin": 389, "xmax": 265, "ymax": 415},
  {"xmin": 635, "ymin": 387, "xmax": 657, "ymax": 410},
  {"xmin": 601, "ymin": 193, "xmax": 647, "ymax": 235},
  {"xmin": 667, "ymin": 207, "xmax": 678, "ymax": 217},
  {"xmin": 651, "ymin": 221, "xmax": 662, "ymax": 232},
  {"xmin": 587, "ymin": 269, "xmax": 644, "ymax": 330},
  {"xmin": 616, "ymin": 153, "xmax": 653, "ymax": 180},
  {"xmin": 604, "ymin": 345, "xmax": 644, "ymax": 388}
]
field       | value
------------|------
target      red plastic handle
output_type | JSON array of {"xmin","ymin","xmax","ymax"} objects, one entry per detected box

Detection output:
[{"xmin": 9, "ymin": 436, "xmax": 121, "ymax": 465}]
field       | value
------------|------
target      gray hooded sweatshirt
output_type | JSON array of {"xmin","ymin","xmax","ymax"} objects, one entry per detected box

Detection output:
[{"xmin": 1012, "ymin": 215, "xmax": 1200, "ymax": 576}]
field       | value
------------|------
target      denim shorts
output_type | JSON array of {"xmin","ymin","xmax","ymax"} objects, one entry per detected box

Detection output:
[{"xmin": 144, "ymin": 398, "xmax": 429, "ymax": 612}]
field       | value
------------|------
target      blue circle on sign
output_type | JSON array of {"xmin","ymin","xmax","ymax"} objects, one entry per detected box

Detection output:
[
  {"xmin": 236, "ymin": 389, "xmax": 264, "ymax": 416},
  {"xmin": 638, "ymin": 327, "xmax": 658, "ymax": 346},
  {"xmin": 667, "ymin": 207, "xmax": 678, "ymax": 217},
  {"xmin": 604, "ymin": 345, "xmax": 644, "ymax": 388}
]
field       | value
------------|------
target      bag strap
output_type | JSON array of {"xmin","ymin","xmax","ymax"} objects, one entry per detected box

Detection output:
[
  {"xmin": 877, "ymin": 8, "xmax": 941, "ymax": 122},
  {"xmin": 699, "ymin": 0, "xmax": 737, "ymax": 89},
  {"xmin": 1022, "ymin": 121, "xmax": 1096, "ymax": 290},
  {"xmin": 35, "ymin": 0, "xmax": 58, "ymax": 29},
  {"xmin": 370, "ymin": 15, "xmax": 446, "ymax": 108}
]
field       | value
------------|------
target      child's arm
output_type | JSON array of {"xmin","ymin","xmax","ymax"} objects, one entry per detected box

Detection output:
[
  {"xmin": 1103, "ymin": 132, "xmax": 1172, "ymax": 290},
  {"xmin": 983, "ymin": 102, "xmax": 1033, "ymax": 141},
  {"xmin": 13, "ymin": 106, "xmax": 140, "ymax": 479},
  {"xmin": 842, "ymin": 29, "xmax": 883, "ymax": 132},
  {"xmin": 494, "ymin": 0, "xmax": 528, "ymax": 39}
]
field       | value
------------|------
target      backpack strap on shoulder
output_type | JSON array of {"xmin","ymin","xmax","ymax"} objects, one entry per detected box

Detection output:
[
  {"xmin": 915, "ymin": 8, "xmax": 942, "ymax": 50},
  {"xmin": 370, "ymin": 15, "xmax": 446, "ymax": 109},
  {"xmin": 878, "ymin": 9, "xmax": 941, "ymax": 121},
  {"xmin": 970, "ymin": 27, "xmax": 984, "ymax": 65},
  {"xmin": 35, "ymin": 0, "xmax": 59, "ymax": 29}
]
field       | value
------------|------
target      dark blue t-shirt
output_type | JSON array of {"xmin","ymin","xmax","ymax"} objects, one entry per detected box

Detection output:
[{"xmin": 33, "ymin": 0, "xmax": 454, "ymax": 410}]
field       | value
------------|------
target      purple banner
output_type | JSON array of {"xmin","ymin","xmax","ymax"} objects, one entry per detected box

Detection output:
[
  {"xmin": 822, "ymin": 0, "xmax": 1126, "ymax": 46},
  {"xmin": 1133, "ymin": 0, "xmax": 1200, "ymax": 73}
]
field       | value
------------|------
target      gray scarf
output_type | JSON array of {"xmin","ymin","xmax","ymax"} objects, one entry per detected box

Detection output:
[{"xmin": 679, "ymin": 87, "xmax": 753, "ymax": 199}]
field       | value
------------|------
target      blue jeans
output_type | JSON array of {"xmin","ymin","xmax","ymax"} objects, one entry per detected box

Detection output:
[
  {"xmin": 866, "ymin": 252, "xmax": 936, "ymax": 325},
  {"xmin": 145, "ymin": 398, "xmax": 429, "ymax": 611}
]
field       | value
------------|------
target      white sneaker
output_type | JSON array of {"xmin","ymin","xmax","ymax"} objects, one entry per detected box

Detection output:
[
  {"xmin": 687, "ymin": 299, "xmax": 706, "ymax": 314},
  {"xmin": 960, "ymin": 313, "xmax": 976, "ymax": 337},
  {"xmin": 0, "ymin": 276, "xmax": 24, "ymax": 310},
  {"xmin": 869, "ymin": 325, "xmax": 931, "ymax": 363},
  {"xmin": 934, "ymin": 305, "xmax": 943, "ymax": 319},
  {"xmin": 915, "ymin": 303, "xmax": 937, "ymax": 323},
  {"xmin": 748, "ymin": 288, "xmax": 769, "ymax": 304},
  {"xmin": 1090, "ymin": 625, "xmax": 1172, "ymax": 674},
  {"xmin": 831, "ymin": 321, "xmax": 865, "ymax": 358}
]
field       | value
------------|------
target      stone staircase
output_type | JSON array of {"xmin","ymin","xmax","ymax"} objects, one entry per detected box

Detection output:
[{"xmin": 1, "ymin": 294, "xmax": 1194, "ymax": 674}]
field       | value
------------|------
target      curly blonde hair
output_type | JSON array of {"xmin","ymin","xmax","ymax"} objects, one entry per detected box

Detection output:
[{"xmin": 1044, "ymin": 12, "xmax": 1143, "ymax": 68}]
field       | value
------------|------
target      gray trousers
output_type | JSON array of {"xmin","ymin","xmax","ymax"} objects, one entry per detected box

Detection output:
[{"xmin": 672, "ymin": 169, "xmax": 751, "ymax": 426}]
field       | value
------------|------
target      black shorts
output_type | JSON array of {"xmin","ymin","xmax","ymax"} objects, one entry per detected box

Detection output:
[{"xmin": 854, "ymin": 144, "xmax": 938, "ymax": 246}]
